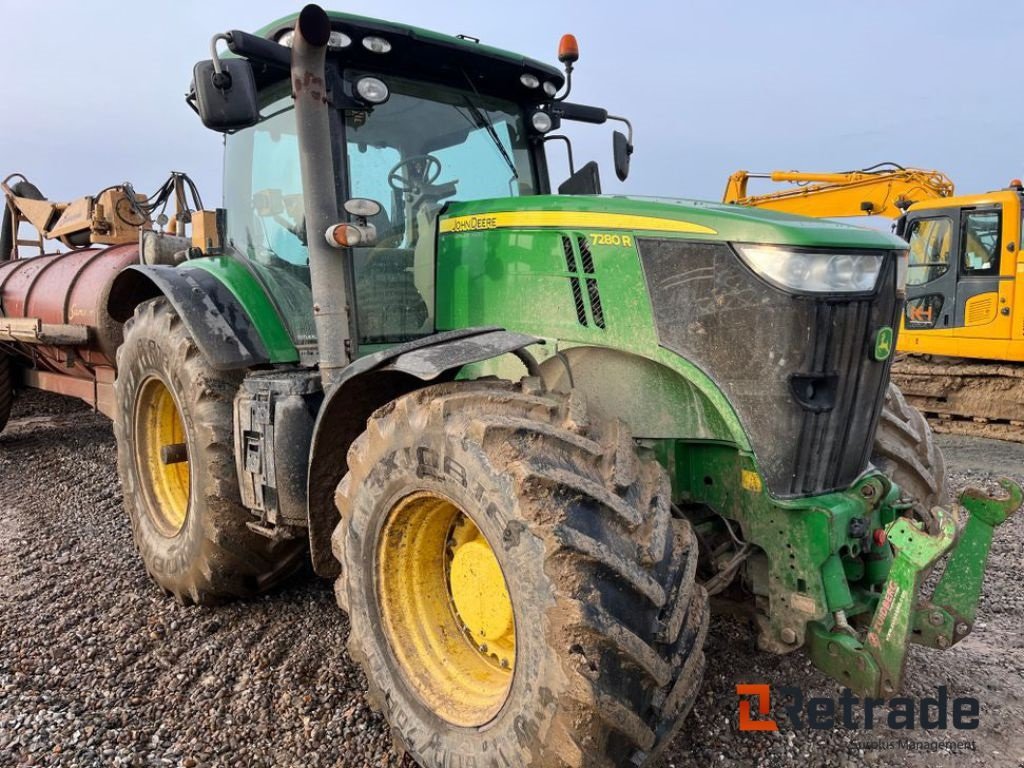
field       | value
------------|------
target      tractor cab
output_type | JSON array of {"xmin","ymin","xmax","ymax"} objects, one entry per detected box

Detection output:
[{"xmin": 192, "ymin": 10, "xmax": 628, "ymax": 359}]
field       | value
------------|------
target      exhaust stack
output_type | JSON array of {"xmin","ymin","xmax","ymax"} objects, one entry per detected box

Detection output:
[{"xmin": 291, "ymin": 4, "xmax": 352, "ymax": 387}]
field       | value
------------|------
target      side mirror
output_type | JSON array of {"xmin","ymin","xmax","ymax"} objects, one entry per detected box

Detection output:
[
  {"xmin": 192, "ymin": 58, "xmax": 259, "ymax": 132},
  {"xmin": 613, "ymin": 130, "xmax": 633, "ymax": 182}
]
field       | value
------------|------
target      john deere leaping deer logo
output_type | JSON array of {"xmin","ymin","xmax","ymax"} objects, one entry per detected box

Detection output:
[{"xmin": 874, "ymin": 326, "xmax": 894, "ymax": 361}]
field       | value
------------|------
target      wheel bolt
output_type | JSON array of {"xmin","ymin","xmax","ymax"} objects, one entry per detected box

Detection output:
[
  {"xmin": 956, "ymin": 622, "xmax": 969, "ymax": 635},
  {"xmin": 937, "ymin": 636, "xmax": 950, "ymax": 649},
  {"xmin": 781, "ymin": 628, "xmax": 797, "ymax": 644},
  {"xmin": 929, "ymin": 611, "xmax": 944, "ymax": 626}
]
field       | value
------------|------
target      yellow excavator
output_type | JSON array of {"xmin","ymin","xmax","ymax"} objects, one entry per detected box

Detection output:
[{"xmin": 725, "ymin": 163, "xmax": 1024, "ymax": 441}]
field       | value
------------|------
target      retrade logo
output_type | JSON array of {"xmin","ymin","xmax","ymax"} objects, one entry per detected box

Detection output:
[
  {"xmin": 737, "ymin": 684, "xmax": 778, "ymax": 731},
  {"xmin": 736, "ymin": 684, "xmax": 980, "ymax": 732}
]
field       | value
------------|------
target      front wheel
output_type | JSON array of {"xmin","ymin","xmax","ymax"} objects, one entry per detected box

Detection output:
[
  {"xmin": 333, "ymin": 380, "xmax": 708, "ymax": 767},
  {"xmin": 872, "ymin": 382, "xmax": 949, "ymax": 526},
  {"xmin": 113, "ymin": 298, "xmax": 305, "ymax": 604}
]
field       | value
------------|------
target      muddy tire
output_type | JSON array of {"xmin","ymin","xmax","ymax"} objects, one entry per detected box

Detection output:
[
  {"xmin": 114, "ymin": 298, "xmax": 305, "ymax": 604},
  {"xmin": 333, "ymin": 379, "xmax": 708, "ymax": 767},
  {"xmin": 872, "ymin": 382, "xmax": 949, "ymax": 517},
  {"xmin": 0, "ymin": 353, "xmax": 12, "ymax": 433}
]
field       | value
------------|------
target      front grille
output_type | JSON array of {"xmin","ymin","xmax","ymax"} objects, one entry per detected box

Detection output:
[
  {"xmin": 639, "ymin": 238, "xmax": 899, "ymax": 497},
  {"xmin": 790, "ymin": 300, "xmax": 881, "ymax": 495}
]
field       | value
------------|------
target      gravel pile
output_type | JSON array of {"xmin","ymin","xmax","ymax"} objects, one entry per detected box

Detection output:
[{"xmin": 1, "ymin": 391, "xmax": 1021, "ymax": 767}]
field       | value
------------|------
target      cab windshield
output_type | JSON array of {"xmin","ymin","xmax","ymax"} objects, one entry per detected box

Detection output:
[
  {"xmin": 222, "ymin": 75, "xmax": 534, "ymax": 350},
  {"xmin": 345, "ymin": 75, "xmax": 534, "ymax": 344}
]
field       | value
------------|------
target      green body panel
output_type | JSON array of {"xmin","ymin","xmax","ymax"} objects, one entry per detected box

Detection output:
[
  {"xmin": 435, "ymin": 217, "xmax": 750, "ymax": 448},
  {"xmin": 185, "ymin": 257, "xmax": 299, "ymax": 364}
]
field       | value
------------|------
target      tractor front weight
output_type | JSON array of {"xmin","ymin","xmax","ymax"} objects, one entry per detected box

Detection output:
[{"xmin": 807, "ymin": 479, "xmax": 1021, "ymax": 697}]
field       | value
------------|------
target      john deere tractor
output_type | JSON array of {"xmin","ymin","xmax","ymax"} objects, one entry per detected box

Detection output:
[{"xmin": 0, "ymin": 5, "xmax": 1017, "ymax": 766}]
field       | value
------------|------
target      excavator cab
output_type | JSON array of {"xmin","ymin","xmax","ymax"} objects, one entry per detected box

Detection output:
[{"xmin": 898, "ymin": 189, "xmax": 1022, "ymax": 359}]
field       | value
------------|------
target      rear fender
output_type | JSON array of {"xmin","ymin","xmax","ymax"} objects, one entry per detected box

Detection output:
[{"xmin": 108, "ymin": 263, "xmax": 297, "ymax": 370}]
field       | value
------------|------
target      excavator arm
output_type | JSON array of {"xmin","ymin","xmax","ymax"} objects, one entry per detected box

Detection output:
[{"xmin": 723, "ymin": 163, "xmax": 955, "ymax": 219}]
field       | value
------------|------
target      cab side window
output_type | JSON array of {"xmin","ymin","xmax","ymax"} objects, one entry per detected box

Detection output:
[
  {"xmin": 961, "ymin": 210, "xmax": 1000, "ymax": 276},
  {"xmin": 906, "ymin": 216, "xmax": 953, "ymax": 285}
]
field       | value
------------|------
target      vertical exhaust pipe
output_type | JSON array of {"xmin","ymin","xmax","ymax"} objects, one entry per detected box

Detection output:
[{"xmin": 292, "ymin": 4, "xmax": 352, "ymax": 387}]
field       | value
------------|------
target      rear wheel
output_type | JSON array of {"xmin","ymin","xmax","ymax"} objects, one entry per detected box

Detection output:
[
  {"xmin": 114, "ymin": 298, "xmax": 305, "ymax": 603},
  {"xmin": 872, "ymin": 382, "xmax": 949, "ymax": 525},
  {"xmin": 334, "ymin": 379, "xmax": 708, "ymax": 767}
]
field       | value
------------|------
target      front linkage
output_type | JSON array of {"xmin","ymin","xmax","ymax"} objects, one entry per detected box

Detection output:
[
  {"xmin": 675, "ymin": 443, "xmax": 1020, "ymax": 697},
  {"xmin": 807, "ymin": 479, "xmax": 1021, "ymax": 696}
]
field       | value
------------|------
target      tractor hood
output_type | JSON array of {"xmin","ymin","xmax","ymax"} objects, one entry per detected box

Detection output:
[{"xmin": 441, "ymin": 194, "xmax": 907, "ymax": 250}]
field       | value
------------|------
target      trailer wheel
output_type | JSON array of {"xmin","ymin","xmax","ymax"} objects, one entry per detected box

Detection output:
[
  {"xmin": 114, "ymin": 298, "xmax": 304, "ymax": 604},
  {"xmin": 0, "ymin": 353, "xmax": 12, "ymax": 433},
  {"xmin": 873, "ymin": 382, "xmax": 949, "ymax": 524},
  {"xmin": 333, "ymin": 380, "xmax": 708, "ymax": 767}
]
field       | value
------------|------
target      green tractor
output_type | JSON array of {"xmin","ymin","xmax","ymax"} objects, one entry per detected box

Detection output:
[{"xmin": 2, "ymin": 4, "xmax": 1017, "ymax": 766}]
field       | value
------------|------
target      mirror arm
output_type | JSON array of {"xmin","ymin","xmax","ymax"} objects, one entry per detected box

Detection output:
[
  {"xmin": 554, "ymin": 64, "xmax": 573, "ymax": 102},
  {"xmin": 543, "ymin": 135, "xmax": 575, "ymax": 176},
  {"xmin": 209, "ymin": 33, "xmax": 233, "ymax": 88},
  {"xmin": 607, "ymin": 114, "xmax": 634, "ymax": 147}
]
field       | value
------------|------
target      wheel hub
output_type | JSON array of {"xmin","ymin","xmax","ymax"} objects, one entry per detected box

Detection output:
[
  {"xmin": 134, "ymin": 377, "xmax": 190, "ymax": 536},
  {"xmin": 377, "ymin": 491, "xmax": 516, "ymax": 726},
  {"xmin": 448, "ymin": 519, "xmax": 515, "ymax": 668}
]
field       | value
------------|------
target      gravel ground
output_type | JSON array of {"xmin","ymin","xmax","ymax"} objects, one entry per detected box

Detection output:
[{"xmin": 1, "ymin": 391, "xmax": 1021, "ymax": 767}]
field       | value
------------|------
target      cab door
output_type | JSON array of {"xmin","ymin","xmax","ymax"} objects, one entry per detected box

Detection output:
[
  {"xmin": 953, "ymin": 205, "xmax": 1013, "ymax": 344},
  {"xmin": 902, "ymin": 212, "xmax": 959, "ymax": 341}
]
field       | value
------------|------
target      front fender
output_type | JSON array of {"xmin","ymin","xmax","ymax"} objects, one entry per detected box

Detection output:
[{"xmin": 306, "ymin": 327, "xmax": 540, "ymax": 577}]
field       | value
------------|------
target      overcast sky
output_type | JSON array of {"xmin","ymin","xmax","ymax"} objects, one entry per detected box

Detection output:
[{"xmin": 2, "ymin": 0, "xmax": 1021, "ymax": 211}]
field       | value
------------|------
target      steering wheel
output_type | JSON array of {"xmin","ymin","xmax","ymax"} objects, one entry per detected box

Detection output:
[{"xmin": 388, "ymin": 154, "xmax": 442, "ymax": 194}]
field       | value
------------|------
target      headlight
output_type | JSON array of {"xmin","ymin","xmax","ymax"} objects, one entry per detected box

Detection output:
[
  {"xmin": 362, "ymin": 35, "xmax": 392, "ymax": 53},
  {"xmin": 531, "ymin": 111, "xmax": 553, "ymax": 133},
  {"xmin": 276, "ymin": 29, "xmax": 352, "ymax": 48},
  {"xmin": 734, "ymin": 244, "xmax": 883, "ymax": 294},
  {"xmin": 329, "ymin": 31, "xmax": 353, "ymax": 48},
  {"xmin": 356, "ymin": 76, "xmax": 389, "ymax": 104},
  {"xmin": 520, "ymin": 73, "xmax": 540, "ymax": 89},
  {"xmin": 542, "ymin": 80, "xmax": 558, "ymax": 97}
]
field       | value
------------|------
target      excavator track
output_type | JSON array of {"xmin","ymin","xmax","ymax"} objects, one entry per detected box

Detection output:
[{"xmin": 891, "ymin": 355, "xmax": 1024, "ymax": 442}]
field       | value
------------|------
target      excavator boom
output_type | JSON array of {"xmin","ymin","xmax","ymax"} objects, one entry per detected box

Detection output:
[{"xmin": 723, "ymin": 163, "xmax": 955, "ymax": 219}]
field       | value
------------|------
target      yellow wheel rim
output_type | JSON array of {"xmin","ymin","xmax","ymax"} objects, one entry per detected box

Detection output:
[
  {"xmin": 377, "ymin": 492, "xmax": 516, "ymax": 727},
  {"xmin": 134, "ymin": 377, "xmax": 190, "ymax": 536}
]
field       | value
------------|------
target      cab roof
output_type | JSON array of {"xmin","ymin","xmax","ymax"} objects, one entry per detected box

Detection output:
[{"xmin": 253, "ymin": 10, "xmax": 564, "ymax": 101}]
